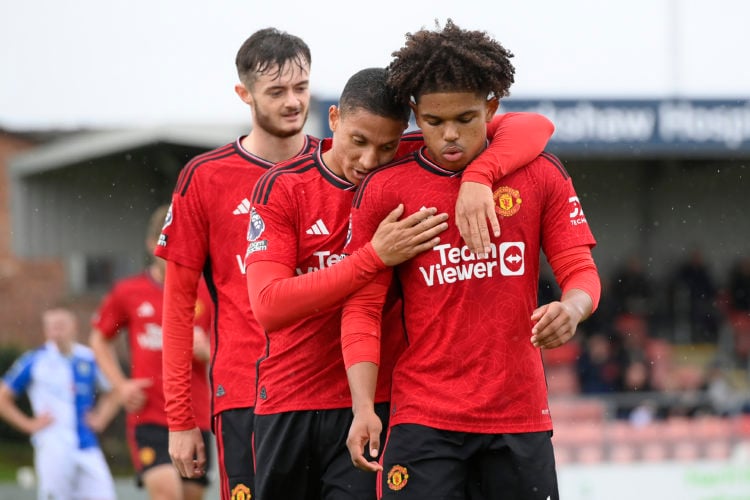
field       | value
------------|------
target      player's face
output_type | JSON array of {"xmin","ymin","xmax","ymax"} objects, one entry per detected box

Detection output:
[
  {"xmin": 42, "ymin": 309, "xmax": 77, "ymax": 345},
  {"xmin": 412, "ymin": 92, "xmax": 498, "ymax": 172},
  {"xmin": 244, "ymin": 61, "xmax": 311, "ymax": 138},
  {"xmin": 327, "ymin": 107, "xmax": 406, "ymax": 185}
]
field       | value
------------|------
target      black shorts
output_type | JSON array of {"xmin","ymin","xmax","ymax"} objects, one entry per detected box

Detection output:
[
  {"xmin": 215, "ymin": 407, "xmax": 255, "ymax": 500},
  {"xmin": 132, "ymin": 423, "xmax": 212, "ymax": 487},
  {"xmin": 379, "ymin": 424, "xmax": 558, "ymax": 500},
  {"xmin": 254, "ymin": 403, "xmax": 390, "ymax": 500}
]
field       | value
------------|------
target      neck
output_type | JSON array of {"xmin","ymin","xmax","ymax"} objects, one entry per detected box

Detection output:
[
  {"xmin": 148, "ymin": 262, "xmax": 165, "ymax": 283},
  {"xmin": 55, "ymin": 340, "xmax": 73, "ymax": 355},
  {"xmin": 241, "ymin": 129, "xmax": 306, "ymax": 164},
  {"xmin": 320, "ymin": 148, "xmax": 343, "ymax": 178}
]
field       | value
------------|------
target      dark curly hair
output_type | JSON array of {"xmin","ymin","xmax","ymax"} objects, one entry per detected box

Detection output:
[{"xmin": 386, "ymin": 19, "xmax": 515, "ymax": 104}]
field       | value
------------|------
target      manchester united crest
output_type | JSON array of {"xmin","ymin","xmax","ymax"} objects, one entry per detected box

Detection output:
[
  {"xmin": 387, "ymin": 464, "xmax": 409, "ymax": 491},
  {"xmin": 231, "ymin": 483, "xmax": 252, "ymax": 500},
  {"xmin": 139, "ymin": 446, "xmax": 156, "ymax": 466},
  {"xmin": 493, "ymin": 186, "xmax": 522, "ymax": 217}
]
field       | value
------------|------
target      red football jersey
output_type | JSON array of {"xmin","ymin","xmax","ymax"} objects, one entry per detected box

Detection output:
[
  {"xmin": 346, "ymin": 151, "xmax": 597, "ymax": 433},
  {"xmin": 246, "ymin": 139, "xmax": 407, "ymax": 415},
  {"xmin": 155, "ymin": 136, "xmax": 319, "ymax": 418},
  {"xmin": 92, "ymin": 272, "xmax": 212, "ymax": 430}
]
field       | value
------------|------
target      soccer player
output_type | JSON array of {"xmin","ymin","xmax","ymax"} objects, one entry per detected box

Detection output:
[
  {"xmin": 342, "ymin": 21, "xmax": 601, "ymax": 500},
  {"xmin": 90, "ymin": 204, "xmax": 213, "ymax": 500},
  {"xmin": 0, "ymin": 307, "xmax": 118, "ymax": 500},
  {"xmin": 155, "ymin": 28, "xmax": 318, "ymax": 500},
  {"xmin": 244, "ymin": 66, "xmax": 553, "ymax": 499}
]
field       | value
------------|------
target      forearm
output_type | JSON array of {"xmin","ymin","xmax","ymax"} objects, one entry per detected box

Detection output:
[
  {"xmin": 163, "ymin": 260, "xmax": 202, "ymax": 430},
  {"xmin": 548, "ymin": 245, "xmax": 601, "ymax": 319},
  {"xmin": 248, "ymin": 243, "xmax": 386, "ymax": 332},
  {"xmin": 89, "ymin": 330, "xmax": 127, "ymax": 390},
  {"xmin": 346, "ymin": 362, "xmax": 379, "ymax": 414},
  {"xmin": 0, "ymin": 388, "xmax": 33, "ymax": 434},
  {"xmin": 90, "ymin": 391, "xmax": 121, "ymax": 431},
  {"xmin": 560, "ymin": 288, "xmax": 594, "ymax": 325}
]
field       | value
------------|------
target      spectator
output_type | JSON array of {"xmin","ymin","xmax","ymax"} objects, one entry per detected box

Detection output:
[
  {"xmin": 0, "ymin": 307, "xmax": 118, "ymax": 500},
  {"xmin": 577, "ymin": 332, "xmax": 627, "ymax": 394},
  {"xmin": 728, "ymin": 256, "xmax": 750, "ymax": 313},
  {"xmin": 668, "ymin": 247, "xmax": 720, "ymax": 343},
  {"xmin": 611, "ymin": 253, "xmax": 655, "ymax": 322}
]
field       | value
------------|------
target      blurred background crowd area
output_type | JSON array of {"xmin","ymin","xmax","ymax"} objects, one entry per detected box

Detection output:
[{"xmin": 541, "ymin": 249, "xmax": 750, "ymax": 466}]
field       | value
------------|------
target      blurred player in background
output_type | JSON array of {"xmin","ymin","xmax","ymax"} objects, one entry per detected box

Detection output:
[
  {"xmin": 155, "ymin": 27, "xmax": 318, "ymax": 500},
  {"xmin": 0, "ymin": 306, "xmax": 118, "ymax": 500},
  {"xmin": 342, "ymin": 20, "xmax": 600, "ymax": 500},
  {"xmin": 244, "ymin": 65, "xmax": 553, "ymax": 499},
  {"xmin": 90, "ymin": 205, "xmax": 213, "ymax": 500}
]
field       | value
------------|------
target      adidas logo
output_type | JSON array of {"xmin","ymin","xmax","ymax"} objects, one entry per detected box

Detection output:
[
  {"xmin": 305, "ymin": 219, "xmax": 330, "ymax": 235},
  {"xmin": 233, "ymin": 199, "xmax": 251, "ymax": 215}
]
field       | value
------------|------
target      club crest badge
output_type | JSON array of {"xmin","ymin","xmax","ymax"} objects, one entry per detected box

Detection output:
[
  {"xmin": 139, "ymin": 446, "xmax": 156, "ymax": 466},
  {"xmin": 493, "ymin": 186, "xmax": 522, "ymax": 217},
  {"xmin": 387, "ymin": 464, "xmax": 409, "ymax": 491},
  {"xmin": 230, "ymin": 483, "xmax": 251, "ymax": 500}
]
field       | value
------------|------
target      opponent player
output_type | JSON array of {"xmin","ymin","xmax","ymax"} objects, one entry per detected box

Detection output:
[
  {"xmin": 0, "ymin": 307, "xmax": 118, "ymax": 500},
  {"xmin": 90, "ymin": 205, "xmax": 213, "ymax": 500},
  {"xmin": 245, "ymin": 66, "xmax": 553, "ymax": 499},
  {"xmin": 342, "ymin": 21, "xmax": 601, "ymax": 499}
]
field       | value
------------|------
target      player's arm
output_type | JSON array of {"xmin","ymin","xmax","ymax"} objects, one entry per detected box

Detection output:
[
  {"xmin": 457, "ymin": 112, "xmax": 555, "ymax": 255},
  {"xmin": 86, "ymin": 388, "xmax": 121, "ymax": 433},
  {"xmin": 163, "ymin": 259, "xmax": 208, "ymax": 479},
  {"xmin": 341, "ymin": 273, "xmax": 391, "ymax": 472},
  {"xmin": 530, "ymin": 245, "xmax": 601, "ymax": 349},
  {"xmin": 89, "ymin": 327, "xmax": 151, "ymax": 413},
  {"xmin": 248, "ymin": 205, "xmax": 447, "ymax": 332},
  {"xmin": 0, "ymin": 382, "xmax": 52, "ymax": 434}
]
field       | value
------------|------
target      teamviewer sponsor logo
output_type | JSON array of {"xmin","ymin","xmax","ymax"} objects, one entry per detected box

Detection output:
[
  {"xmin": 295, "ymin": 251, "xmax": 346, "ymax": 275},
  {"xmin": 418, "ymin": 241, "xmax": 525, "ymax": 286}
]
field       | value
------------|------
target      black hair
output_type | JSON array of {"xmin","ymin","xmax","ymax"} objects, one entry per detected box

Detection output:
[
  {"xmin": 339, "ymin": 67, "xmax": 411, "ymax": 125},
  {"xmin": 387, "ymin": 19, "xmax": 515, "ymax": 104},
  {"xmin": 235, "ymin": 27, "xmax": 311, "ymax": 86}
]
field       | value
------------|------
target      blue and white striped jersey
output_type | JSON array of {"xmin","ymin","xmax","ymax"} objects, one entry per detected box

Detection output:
[{"xmin": 2, "ymin": 341, "xmax": 111, "ymax": 449}]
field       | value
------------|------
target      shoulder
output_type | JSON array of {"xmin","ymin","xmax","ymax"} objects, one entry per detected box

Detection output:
[
  {"xmin": 526, "ymin": 151, "xmax": 571, "ymax": 180},
  {"xmin": 72, "ymin": 343, "xmax": 96, "ymax": 361},
  {"xmin": 356, "ymin": 156, "xmax": 414, "ymax": 198},
  {"xmin": 174, "ymin": 142, "xmax": 241, "ymax": 194},
  {"xmin": 252, "ymin": 153, "xmax": 317, "ymax": 205},
  {"xmin": 109, "ymin": 274, "xmax": 147, "ymax": 294},
  {"xmin": 3, "ymin": 348, "xmax": 42, "ymax": 380}
]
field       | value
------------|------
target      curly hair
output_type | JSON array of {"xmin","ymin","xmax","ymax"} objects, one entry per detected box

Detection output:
[{"xmin": 386, "ymin": 19, "xmax": 515, "ymax": 104}]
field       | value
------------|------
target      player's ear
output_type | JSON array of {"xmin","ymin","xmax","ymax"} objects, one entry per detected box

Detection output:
[
  {"xmin": 328, "ymin": 105, "xmax": 340, "ymax": 132},
  {"xmin": 485, "ymin": 96, "xmax": 499, "ymax": 120},
  {"xmin": 235, "ymin": 83, "xmax": 253, "ymax": 106}
]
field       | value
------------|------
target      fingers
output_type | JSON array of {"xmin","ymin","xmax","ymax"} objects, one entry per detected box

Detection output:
[
  {"xmin": 384, "ymin": 203, "xmax": 405, "ymax": 222},
  {"xmin": 368, "ymin": 429, "xmax": 380, "ymax": 460},
  {"xmin": 399, "ymin": 206, "xmax": 437, "ymax": 227},
  {"xmin": 530, "ymin": 303, "xmax": 575, "ymax": 349},
  {"xmin": 487, "ymin": 206, "xmax": 501, "ymax": 239}
]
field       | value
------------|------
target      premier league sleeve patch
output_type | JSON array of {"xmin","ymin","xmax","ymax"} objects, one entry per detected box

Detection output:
[
  {"xmin": 247, "ymin": 207, "xmax": 266, "ymax": 242},
  {"xmin": 162, "ymin": 203, "xmax": 174, "ymax": 229}
]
